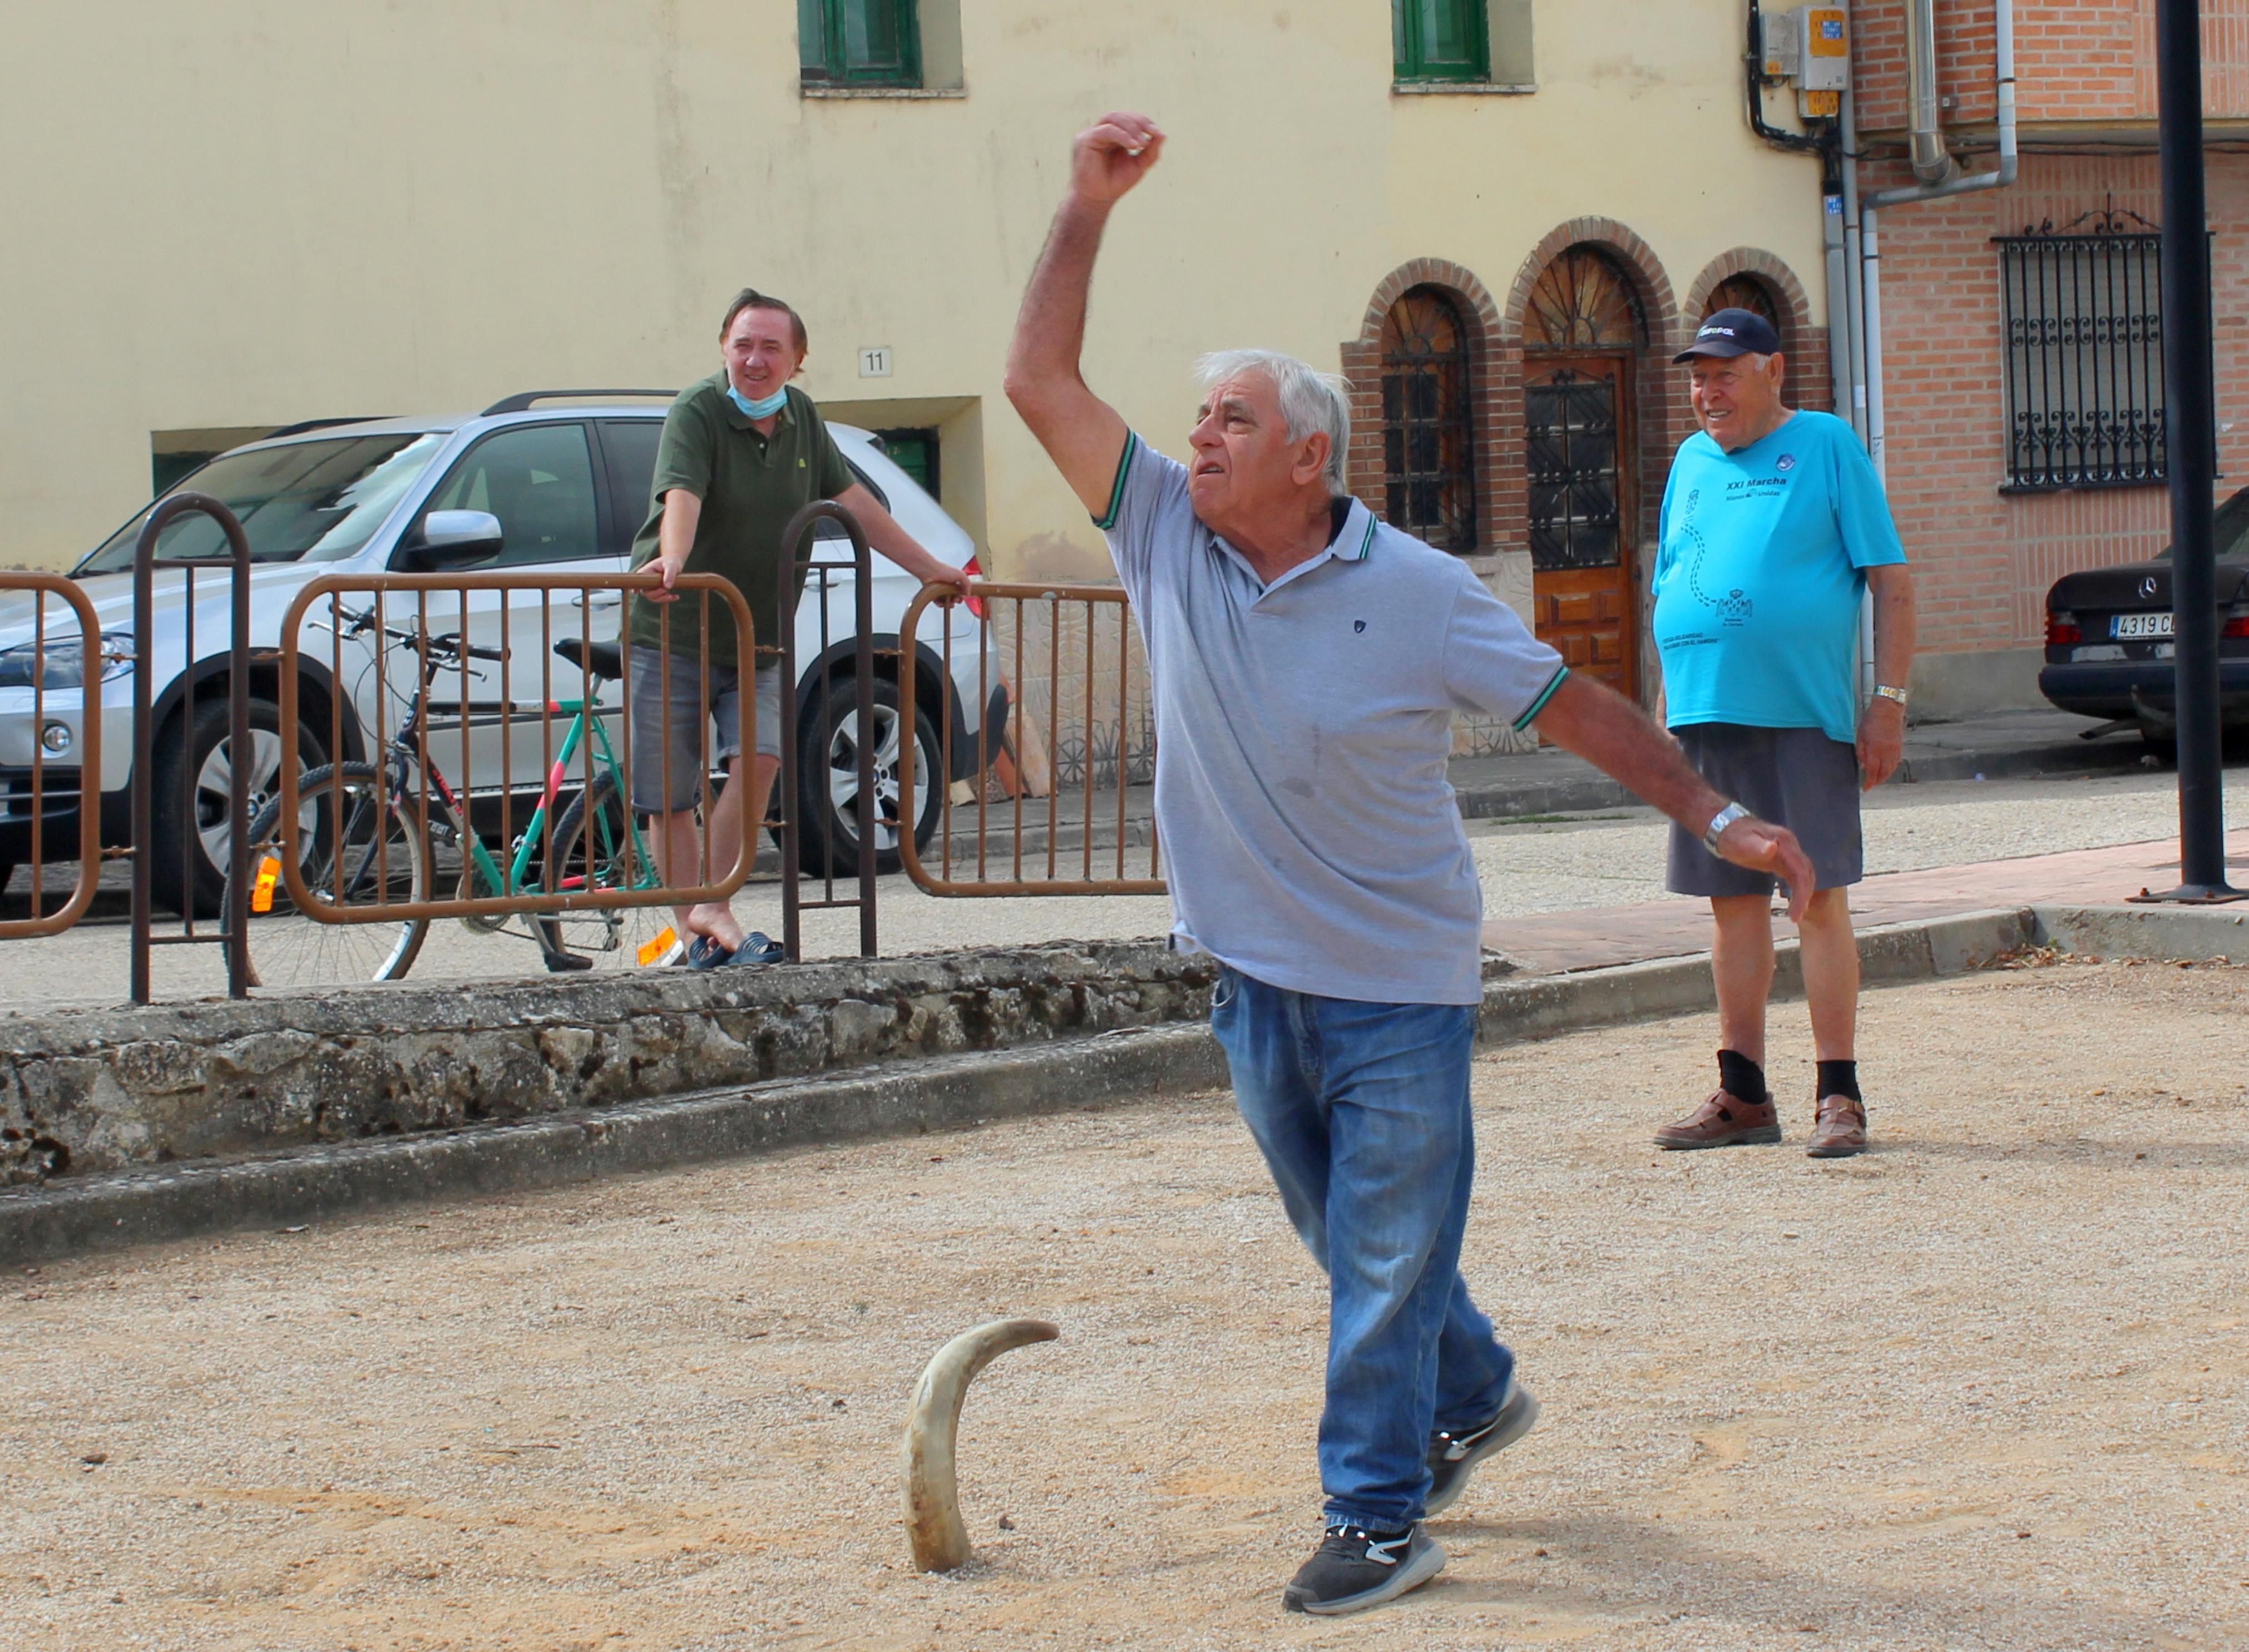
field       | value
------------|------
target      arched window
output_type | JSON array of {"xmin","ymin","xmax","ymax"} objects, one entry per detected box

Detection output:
[
  {"xmin": 1524, "ymin": 246, "xmax": 1643, "ymax": 352},
  {"xmin": 1702, "ymin": 273, "xmax": 1784, "ymax": 340},
  {"xmin": 1381, "ymin": 286, "xmax": 1477, "ymax": 551}
]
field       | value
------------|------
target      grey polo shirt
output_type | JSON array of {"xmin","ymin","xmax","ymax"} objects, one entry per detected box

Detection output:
[{"xmin": 1099, "ymin": 435, "xmax": 1569, "ymax": 1006}]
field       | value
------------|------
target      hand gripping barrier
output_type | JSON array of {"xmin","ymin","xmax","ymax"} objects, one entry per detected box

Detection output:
[
  {"xmin": 897, "ymin": 580, "xmax": 1164, "ymax": 897},
  {"xmin": 274, "ymin": 570, "xmax": 757, "ymax": 927},
  {"xmin": 0, "ymin": 573, "xmax": 105, "ymax": 939}
]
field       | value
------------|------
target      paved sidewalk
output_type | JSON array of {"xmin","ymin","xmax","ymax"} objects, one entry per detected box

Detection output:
[
  {"xmin": 1485, "ymin": 827, "xmax": 2249, "ymax": 974},
  {"xmin": 1448, "ymin": 706, "xmax": 2173, "ymax": 820}
]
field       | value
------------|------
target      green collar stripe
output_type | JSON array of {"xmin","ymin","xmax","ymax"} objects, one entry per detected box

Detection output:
[
  {"xmin": 1351, "ymin": 512, "xmax": 1376, "ymax": 561},
  {"xmin": 1093, "ymin": 432, "xmax": 1139, "ymax": 531},
  {"xmin": 1512, "ymin": 664, "xmax": 1570, "ymax": 731}
]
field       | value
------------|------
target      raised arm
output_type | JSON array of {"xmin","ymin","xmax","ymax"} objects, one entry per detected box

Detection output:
[{"xmin": 1004, "ymin": 112, "xmax": 1165, "ymax": 516}]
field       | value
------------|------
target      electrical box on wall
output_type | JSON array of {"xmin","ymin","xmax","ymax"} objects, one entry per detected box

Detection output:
[
  {"xmin": 1758, "ymin": 8, "xmax": 1800, "ymax": 80},
  {"xmin": 1798, "ymin": 4, "xmax": 1849, "ymax": 117},
  {"xmin": 1757, "ymin": 6, "xmax": 1848, "ymax": 119}
]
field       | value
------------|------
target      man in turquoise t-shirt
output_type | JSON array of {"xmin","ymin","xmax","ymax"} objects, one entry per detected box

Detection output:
[{"xmin": 1649, "ymin": 308, "xmax": 1917, "ymax": 1159}]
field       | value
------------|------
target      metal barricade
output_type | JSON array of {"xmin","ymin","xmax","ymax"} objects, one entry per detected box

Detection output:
[
  {"xmin": 272, "ymin": 571, "xmax": 755, "ymax": 945},
  {"xmin": 0, "ymin": 573, "xmax": 105, "ymax": 939},
  {"xmin": 775, "ymin": 501, "xmax": 879, "ymax": 961},
  {"xmin": 897, "ymin": 580, "xmax": 1164, "ymax": 897},
  {"xmin": 130, "ymin": 492, "xmax": 254, "ymax": 1003}
]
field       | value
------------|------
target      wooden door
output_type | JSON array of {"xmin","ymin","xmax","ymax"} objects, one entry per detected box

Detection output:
[{"xmin": 1524, "ymin": 354, "xmax": 1637, "ymax": 698}]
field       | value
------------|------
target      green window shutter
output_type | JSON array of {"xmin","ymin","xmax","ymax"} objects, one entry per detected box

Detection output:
[
  {"xmin": 1394, "ymin": 0, "xmax": 1490, "ymax": 83},
  {"xmin": 799, "ymin": 0, "xmax": 829, "ymax": 76},
  {"xmin": 809, "ymin": 0, "xmax": 920, "ymax": 87}
]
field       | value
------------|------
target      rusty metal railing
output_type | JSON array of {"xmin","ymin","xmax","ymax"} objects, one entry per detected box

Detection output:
[
  {"xmin": 272, "ymin": 571, "xmax": 755, "ymax": 948},
  {"xmin": 130, "ymin": 492, "xmax": 254, "ymax": 1003},
  {"xmin": 897, "ymin": 580, "xmax": 1164, "ymax": 897},
  {"xmin": 0, "ymin": 573, "xmax": 106, "ymax": 939},
  {"xmin": 775, "ymin": 501, "xmax": 878, "ymax": 961}
]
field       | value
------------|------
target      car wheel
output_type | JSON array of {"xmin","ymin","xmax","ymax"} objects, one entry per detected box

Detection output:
[
  {"xmin": 150, "ymin": 693, "xmax": 328, "ymax": 918},
  {"xmin": 794, "ymin": 674, "xmax": 941, "ymax": 878}
]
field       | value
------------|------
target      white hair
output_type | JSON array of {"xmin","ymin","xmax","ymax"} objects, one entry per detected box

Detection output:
[{"xmin": 1194, "ymin": 349, "xmax": 1353, "ymax": 494}]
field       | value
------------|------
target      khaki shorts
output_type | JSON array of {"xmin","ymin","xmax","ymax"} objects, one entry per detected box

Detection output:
[{"xmin": 626, "ymin": 650, "xmax": 783, "ymax": 814}]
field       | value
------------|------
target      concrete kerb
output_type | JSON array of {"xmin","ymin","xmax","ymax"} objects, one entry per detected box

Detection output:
[{"xmin": 2, "ymin": 902, "xmax": 2241, "ymax": 1265}]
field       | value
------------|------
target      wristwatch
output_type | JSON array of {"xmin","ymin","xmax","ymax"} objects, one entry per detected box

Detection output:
[
  {"xmin": 1873, "ymin": 684, "xmax": 1910, "ymax": 708},
  {"xmin": 1703, "ymin": 800, "xmax": 1751, "ymax": 852}
]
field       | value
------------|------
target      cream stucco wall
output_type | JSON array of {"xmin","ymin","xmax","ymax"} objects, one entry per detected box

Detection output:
[{"xmin": 0, "ymin": 1, "xmax": 1829, "ymax": 573}]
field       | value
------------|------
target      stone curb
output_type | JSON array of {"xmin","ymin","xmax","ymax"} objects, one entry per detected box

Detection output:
[{"xmin": 6, "ymin": 901, "xmax": 2242, "ymax": 1266}]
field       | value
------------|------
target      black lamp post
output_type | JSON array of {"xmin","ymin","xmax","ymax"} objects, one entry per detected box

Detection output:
[{"xmin": 2139, "ymin": 0, "xmax": 2243, "ymax": 903}]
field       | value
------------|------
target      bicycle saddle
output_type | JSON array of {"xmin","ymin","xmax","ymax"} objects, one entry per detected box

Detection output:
[{"xmin": 553, "ymin": 636, "xmax": 625, "ymax": 681}]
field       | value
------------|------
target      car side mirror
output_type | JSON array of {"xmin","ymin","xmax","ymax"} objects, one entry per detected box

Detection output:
[{"xmin": 400, "ymin": 509, "xmax": 503, "ymax": 571}]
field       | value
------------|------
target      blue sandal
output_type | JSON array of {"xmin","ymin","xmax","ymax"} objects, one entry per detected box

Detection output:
[
  {"xmin": 683, "ymin": 935, "xmax": 736, "ymax": 970},
  {"xmin": 731, "ymin": 931, "xmax": 785, "ymax": 966}
]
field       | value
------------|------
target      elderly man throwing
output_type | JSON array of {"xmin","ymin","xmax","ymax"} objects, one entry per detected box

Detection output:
[
  {"xmin": 1005, "ymin": 113, "xmax": 1816, "ymax": 1618},
  {"xmin": 1650, "ymin": 309, "xmax": 1916, "ymax": 1159}
]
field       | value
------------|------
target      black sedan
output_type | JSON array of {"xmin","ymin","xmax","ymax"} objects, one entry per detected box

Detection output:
[{"xmin": 2040, "ymin": 486, "xmax": 2249, "ymax": 745}]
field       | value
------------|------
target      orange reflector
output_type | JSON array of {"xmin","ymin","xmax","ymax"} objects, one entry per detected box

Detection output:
[
  {"xmin": 251, "ymin": 856, "xmax": 282, "ymax": 914},
  {"xmin": 637, "ymin": 926, "xmax": 679, "ymax": 967}
]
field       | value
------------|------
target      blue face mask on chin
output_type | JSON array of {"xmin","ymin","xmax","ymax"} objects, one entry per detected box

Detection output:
[{"xmin": 727, "ymin": 381, "xmax": 789, "ymax": 420}]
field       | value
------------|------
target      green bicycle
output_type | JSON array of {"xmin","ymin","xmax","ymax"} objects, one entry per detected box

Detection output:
[{"xmin": 226, "ymin": 609, "xmax": 683, "ymax": 987}]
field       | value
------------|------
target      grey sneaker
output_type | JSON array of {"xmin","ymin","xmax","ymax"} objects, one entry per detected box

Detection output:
[
  {"xmin": 1425, "ymin": 1377, "xmax": 1541, "ymax": 1516},
  {"xmin": 1282, "ymin": 1522, "xmax": 1446, "ymax": 1616}
]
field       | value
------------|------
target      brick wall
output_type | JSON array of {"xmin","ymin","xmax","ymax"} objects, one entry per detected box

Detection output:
[
  {"xmin": 1852, "ymin": 1, "xmax": 2249, "ymax": 133},
  {"xmin": 1862, "ymin": 150, "xmax": 2249, "ymax": 655},
  {"xmin": 1337, "ymin": 238, "xmax": 1832, "ymax": 711}
]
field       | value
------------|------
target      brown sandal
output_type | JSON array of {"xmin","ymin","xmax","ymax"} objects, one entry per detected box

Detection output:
[
  {"xmin": 1806, "ymin": 1095, "xmax": 1867, "ymax": 1158},
  {"xmin": 1654, "ymin": 1090, "xmax": 1782, "ymax": 1150}
]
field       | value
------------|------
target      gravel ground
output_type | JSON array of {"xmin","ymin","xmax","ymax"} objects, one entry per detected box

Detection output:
[
  {"xmin": 9, "ymin": 769, "xmax": 2249, "ymax": 1012},
  {"xmin": 3, "ymin": 961, "xmax": 2245, "ymax": 1650}
]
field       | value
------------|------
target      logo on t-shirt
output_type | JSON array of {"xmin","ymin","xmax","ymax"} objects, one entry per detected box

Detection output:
[
  {"xmin": 1776, "ymin": 453, "xmax": 1796, "ymax": 471},
  {"xmin": 1718, "ymin": 588, "xmax": 1754, "ymax": 625},
  {"xmin": 1353, "ymin": 620, "xmax": 1366, "ymax": 633}
]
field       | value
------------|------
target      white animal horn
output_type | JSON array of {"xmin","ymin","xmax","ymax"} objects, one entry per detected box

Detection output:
[{"xmin": 901, "ymin": 1317, "xmax": 1059, "ymax": 1572}]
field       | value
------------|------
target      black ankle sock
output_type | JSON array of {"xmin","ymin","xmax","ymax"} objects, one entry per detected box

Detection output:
[
  {"xmin": 1717, "ymin": 1049, "xmax": 1769, "ymax": 1105},
  {"xmin": 1817, "ymin": 1060, "xmax": 1861, "ymax": 1102}
]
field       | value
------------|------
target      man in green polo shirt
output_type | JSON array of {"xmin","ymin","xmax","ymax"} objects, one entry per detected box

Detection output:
[{"xmin": 630, "ymin": 287, "xmax": 968, "ymax": 967}]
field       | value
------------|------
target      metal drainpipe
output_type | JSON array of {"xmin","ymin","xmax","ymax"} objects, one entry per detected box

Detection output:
[
  {"xmin": 1906, "ymin": 0, "xmax": 1964, "ymax": 185},
  {"xmin": 1855, "ymin": 0, "xmax": 2018, "ymax": 693}
]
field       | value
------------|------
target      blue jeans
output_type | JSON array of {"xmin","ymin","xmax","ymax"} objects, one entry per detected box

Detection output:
[{"xmin": 1210, "ymin": 963, "xmax": 1515, "ymax": 1531}]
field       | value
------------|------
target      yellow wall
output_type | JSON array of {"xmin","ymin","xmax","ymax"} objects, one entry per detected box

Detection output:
[{"xmin": 0, "ymin": 1, "xmax": 1828, "ymax": 573}]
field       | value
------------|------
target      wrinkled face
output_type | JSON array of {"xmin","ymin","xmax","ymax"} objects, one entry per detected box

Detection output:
[
  {"xmin": 722, "ymin": 306, "xmax": 803, "ymax": 403},
  {"xmin": 1688, "ymin": 350, "xmax": 1786, "ymax": 448},
  {"xmin": 1187, "ymin": 372, "xmax": 1322, "ymax": 524}
]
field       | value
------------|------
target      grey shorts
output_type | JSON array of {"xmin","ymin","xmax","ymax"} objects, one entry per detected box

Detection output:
[
  {"xmin": 1665, "ymin": 722, "xmax": 1864, "ymax": 898},
  {"xmin": 626, "ymin": 650, "xmax": 782, "ymax": 814}
]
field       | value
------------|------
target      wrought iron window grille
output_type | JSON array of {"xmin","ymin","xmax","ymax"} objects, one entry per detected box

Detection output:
[
  {"xmin": 1524, "ymin": 369, "xmax": 1623, "ymax": 571},
  {"xmin": 1996, "ymin": 204, "xmax": 2172, "ymax": 493}
]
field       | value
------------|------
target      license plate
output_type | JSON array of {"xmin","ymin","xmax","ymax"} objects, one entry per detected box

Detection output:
[{"xmin": 2112, "ymin": 611, "xmax": 2175, "ymax": 639}]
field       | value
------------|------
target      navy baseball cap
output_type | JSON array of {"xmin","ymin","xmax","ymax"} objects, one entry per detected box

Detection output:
[{"xmin": 1674, "ymin": 307, "xmax": 1782, "ymax": 362}]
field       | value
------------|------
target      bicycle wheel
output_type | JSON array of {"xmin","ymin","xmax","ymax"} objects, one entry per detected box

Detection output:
[
  {"xmin": 537, "ymin": 772, "xmax": 681, "ymax": 969},
  {"xmin": 226, "ymin": 761, "xmax": 432, "ymax": 987}
]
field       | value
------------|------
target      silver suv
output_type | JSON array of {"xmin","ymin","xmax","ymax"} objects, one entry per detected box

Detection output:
[{"xmin": 0, "ymin": 393, "xmax": 1001, "ymax": 913}]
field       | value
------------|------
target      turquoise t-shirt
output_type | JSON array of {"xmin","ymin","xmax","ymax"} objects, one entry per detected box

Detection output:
[{"xmin": 1651, "ymin": 409, "xmax": 1906, "ymax": 743}]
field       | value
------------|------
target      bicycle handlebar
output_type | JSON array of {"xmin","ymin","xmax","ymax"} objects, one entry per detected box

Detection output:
[{"xmin": 322, "ymin": 605, "xmax": 507, "ymax": 662}]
